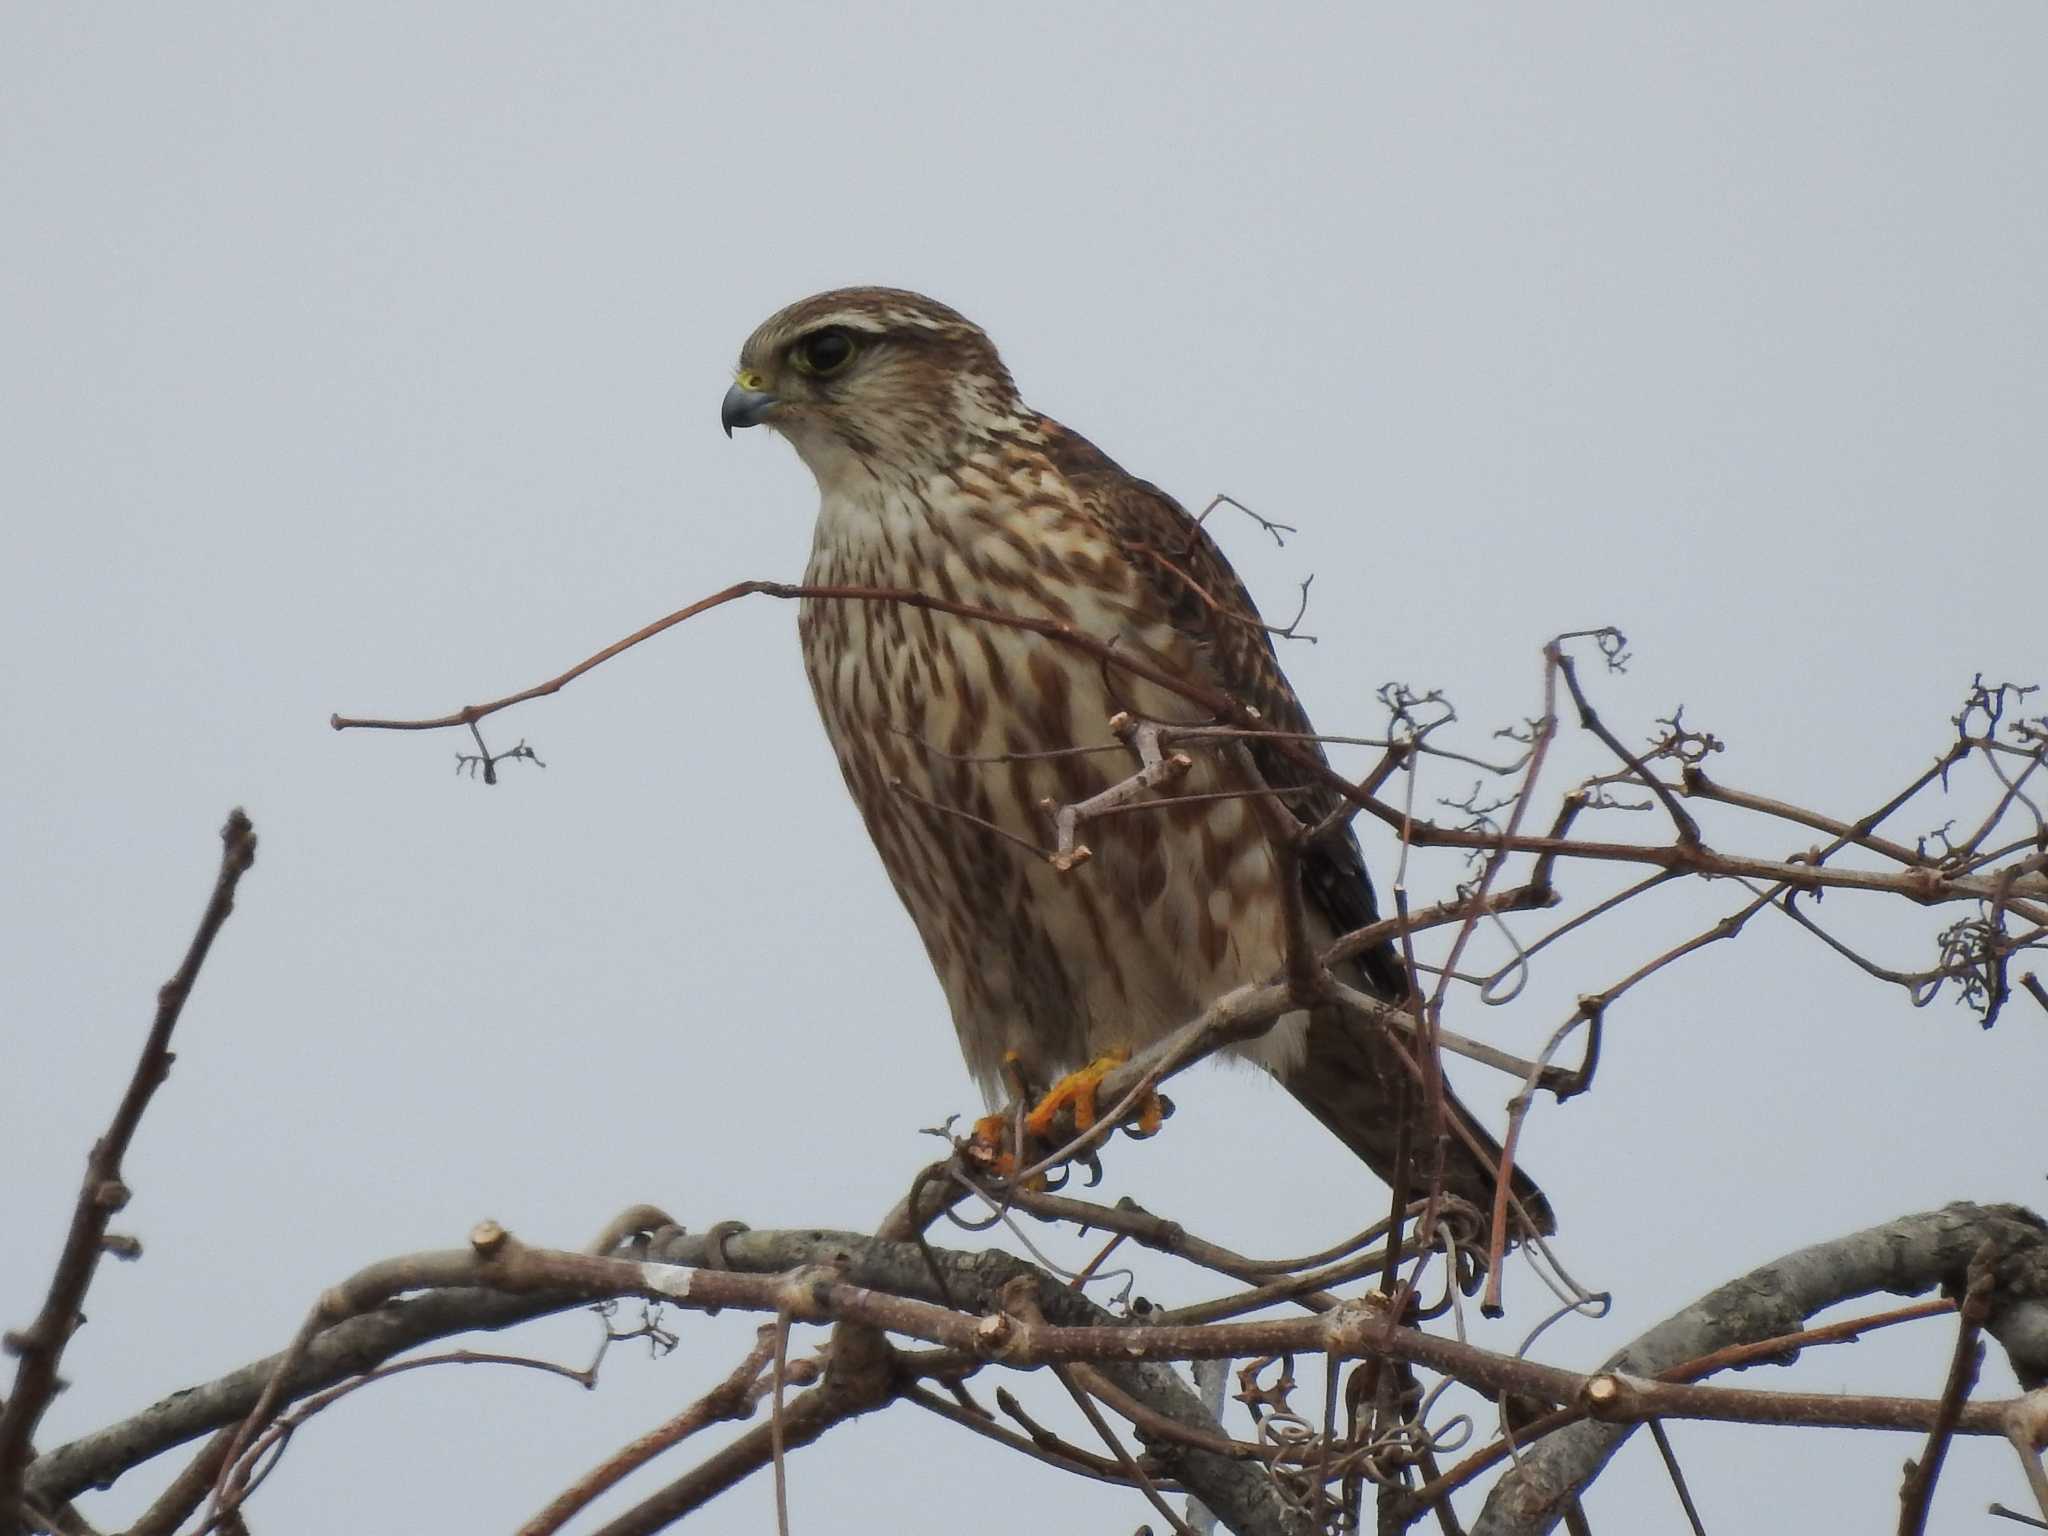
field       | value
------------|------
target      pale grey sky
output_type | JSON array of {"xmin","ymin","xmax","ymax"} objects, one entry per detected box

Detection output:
[{"xmin": 5, "ymin": 5, "xmax": 2044, "ymax": 1531}]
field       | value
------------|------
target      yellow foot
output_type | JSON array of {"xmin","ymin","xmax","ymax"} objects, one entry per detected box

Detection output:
[
  {"xmin": 965, "ymin": 1111, "xmax": 1037, "ymax": 1184},
  {"xmin": 1129, "ymin": 1087, "xmax": 1166, "ymax": 1139},
  {"xmin": 963, "ymin": 1052, "xmax": 1036, "ymax": 1176},
  {"xmin": 1024, "ymin": 1049, "xmax": 1164, "ymax": 1140},
  {"xmin": 970, "ymin": 1111, "xmax": 1010, "ymax": 1147},
  {"xmin": 964, "ymin": 1050, "xmax": 1167, "ymax": 1182}
]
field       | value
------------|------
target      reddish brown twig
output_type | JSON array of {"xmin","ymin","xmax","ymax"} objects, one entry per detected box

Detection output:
[
  {"xmin": 330, "ymin": 579, "xmax": 1228, "ymax": 738},
  {"xmin": 517, "ymin": 1326, "xmax": 784, "ymax": 1536},
  {"xmin": 1481, "ymin": 1014, "xmax": 1587, "ymax": 1316},
  {"xmin": 580, "ymin": 1325, "xmax": 892, "ymax": 1536},
  {"xmin": 901, "ymin": 1382, "xmax": 1152, "ymax": 1485},
  {"xmin": 1554, "ymin": 645, "xmax": 1700, "ymax": 847},
  {"xmin": 1054, "ymin": 1363, "xmax": 1199, "ymax": 1536},
  {"xmin": 1664, "ymin": 1297, "xmax": 1957, "ymax": 1381},
  {"xmin": 1897, "ymin": 1243, "xmax": 1996, "ymax": 1536},
  {"xmin": 1438, "ymin": 637, "xmax": 1564, "ymax": 1288},
  {"xmin": 334, "ymin": 581, "xmax": 2048, "ymax": 928},
  {"xmin": 125, "ymin": 1429, "xmax": 237, "ymax": 1536},
  {"xmin": 193, "ymin": 1347, "xmax": 602, "ymax": 1534},
  {"xmin": 0, "ymin": 810, "xmax": 258, "ymax": 1524}
]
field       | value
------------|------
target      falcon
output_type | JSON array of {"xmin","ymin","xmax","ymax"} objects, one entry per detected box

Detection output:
[{"xmin": 722, "ymin": 288, "xmax": 1553, "ymax": 1235}]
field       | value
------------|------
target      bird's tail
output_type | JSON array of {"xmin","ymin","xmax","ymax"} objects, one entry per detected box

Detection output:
[{"xmin": 1278, "ymin": 1008, "xmax": 1556, "ymax": 1239}]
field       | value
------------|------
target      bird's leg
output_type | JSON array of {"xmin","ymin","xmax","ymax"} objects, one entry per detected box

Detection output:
[
  {"xmin": 967, "ymin": 1051, "xmax": 1167, "ymax": 1181},
  {"xmin": 1023, "ymin": 1048, "xmax": 1165, "ymax": 1141},
  {"xmin": 968, "ymin": 1052, "xmax": 1040, "ymax": 1177}
]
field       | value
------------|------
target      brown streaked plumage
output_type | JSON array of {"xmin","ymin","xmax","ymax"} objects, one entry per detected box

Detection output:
[{"xmin": 723, "ymin": 287, "xmax": 1553, "ymax": 1235}]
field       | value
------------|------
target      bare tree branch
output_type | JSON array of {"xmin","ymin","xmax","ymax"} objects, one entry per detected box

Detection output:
[
  {"xmin": 1897, "ymin": 1242, "xmax": 1996, "ymax": 1536},
  {"xmin": 577, "ymin": 1322, "xmax": 892, "ymax": 1536},
  {"xmin": 1, "ymin": 810, "xmax": 258, "ymax": 1536},
  {"xmin": 15, "ymin": 579, "xmax": 2027, "ymax": 1533},
  {"xmin": 515, "ymin": 1322, "xmax": 784, "ymax": 1535},
  {"xmin": 28, "ymin": 1201, "xmax": 2047, "ymax": 1536},
  {"xmin": 1472, "ymin": 1202, "xmax": 2048, "ymax": 1536}
]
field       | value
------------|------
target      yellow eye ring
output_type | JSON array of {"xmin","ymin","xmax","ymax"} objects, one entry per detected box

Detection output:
[{"xmin": 791, "ymin": 327, "xmax": 857, "ymax": 377}]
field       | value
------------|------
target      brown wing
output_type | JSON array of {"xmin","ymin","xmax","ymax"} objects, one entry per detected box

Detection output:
[
  {"xmin": 1033, "ymin": 417, "xmax": 1405, "ymax": 995},
  {"xmin": 1035, "ymin": 417, "xmax": 1556, "ymax": 1237}
]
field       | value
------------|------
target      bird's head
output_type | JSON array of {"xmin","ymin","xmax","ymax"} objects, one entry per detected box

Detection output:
[{"xmin": 722, "ymin": 288, "xmax": 1022, "ymax": 490}]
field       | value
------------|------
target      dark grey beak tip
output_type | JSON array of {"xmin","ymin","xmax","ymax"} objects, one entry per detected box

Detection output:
[{"xmin": 721, "ymin": 382, "xmax": 778, "ymax": 437}]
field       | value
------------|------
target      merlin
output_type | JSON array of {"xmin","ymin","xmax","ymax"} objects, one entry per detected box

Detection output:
[{"xmin": 723, "ymin": 288, "xmax": 1552, "ymax": 1235}]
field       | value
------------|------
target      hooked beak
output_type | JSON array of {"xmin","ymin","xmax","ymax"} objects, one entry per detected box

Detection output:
[{"xmin": 721, "ymin": 380, "xmax": 780, "ymax": 437}]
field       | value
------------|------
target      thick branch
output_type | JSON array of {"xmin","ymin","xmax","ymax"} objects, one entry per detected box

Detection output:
[
  {"xmin": 1473, "ymin": 1202, "xmax": 2048, "ymax": 1536},
  {"xmin": 34, "ymin": 1207, "xmax": 2045, "ymax": 1532}
]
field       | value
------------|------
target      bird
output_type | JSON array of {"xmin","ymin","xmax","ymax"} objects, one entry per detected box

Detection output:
[{"xmin": 722, "ymin": 287, "xmax": 1553, "ymax": 1237}]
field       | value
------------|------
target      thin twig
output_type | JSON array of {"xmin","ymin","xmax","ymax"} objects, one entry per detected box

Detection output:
[
  {"xmin": 1648, "ymin": 1420, "xmax": 1707, "ymax": 1535},
  {"xmin": 1555, "ymin": 648, "xmax": 1701, "ymax": 846},
  {"xmin": 330, "ymin": 579, "xmax": 2048, "ymax": 913},
  {"xmin": 1664, "ymin": 1298, "xmax": 1956, "ymax": 1381},
  {"xmin": 124, "ymin": 1430, "xmax": 236, "ymax": 1536},
  {"xmin": 1054, "ymin": 1364, "xmax": 1199, "ymax": 1536},
  {"xmin": 1897, "ymin": 1244, "xmax": 1995, "ymax": 1536},
  {"xmin": 579, "ymin": 1320, "xmax": 894, "ymax": 1536},
  {"xmin": 0, "ymin": 811, "xmax": 258, "ymax": 1522},
  {"xmin": 770, "ymin": 1310, "xmax": 791, "ymax": 1536},
  {"xmin": 516, "ymin": 1326, "xmax": 781, "ymax": 1536},
  {"xmin": 900, "ymin": 1383, "xmax": 1152, "ymax": 1486}
]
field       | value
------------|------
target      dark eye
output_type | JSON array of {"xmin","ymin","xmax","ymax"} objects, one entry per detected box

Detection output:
[{"xmin": 793, "ymin": 327, "xmax": 857, "ymax": 377}]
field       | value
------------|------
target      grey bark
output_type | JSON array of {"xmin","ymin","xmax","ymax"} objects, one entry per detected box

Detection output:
[
  {"xmin": 1472, "ymin": 1201, "xmax": 2048, "ymax": 1536},
  {"xmin": 26, "ymin": 1223, "xmax": 1304, "ymax": 1536},
  {"xmin": 31, "ymin": 1203, "xmax": 2040, "ymax": 1536}
]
